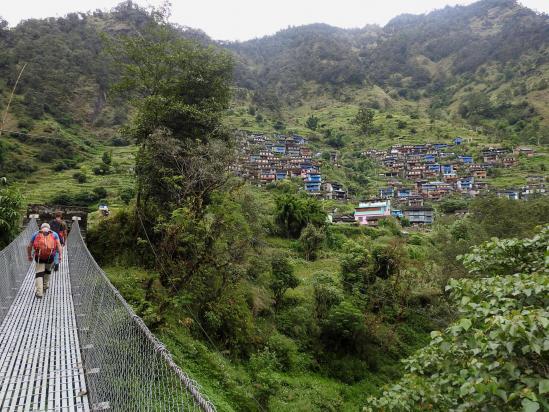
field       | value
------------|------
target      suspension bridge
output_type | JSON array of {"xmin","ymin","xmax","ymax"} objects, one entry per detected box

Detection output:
[{"xmin": 0, "ymin": 218, "xmax": 215, "ymax": 411}]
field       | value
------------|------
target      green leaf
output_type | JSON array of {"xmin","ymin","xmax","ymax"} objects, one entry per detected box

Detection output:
[
  {"xmin": 539, "ymin": 380, "xmax": 549, "ymax": 395},
  {"xmin": 460, "ymin": 318, "xmax": 472, "ymax": 331},
  {"xmin": 496, "ymin": 389, "xmax": 507, "ymax": 402},
  {"xmin": 522, "ymin": 398, "xmax": 539, "ymax": 412}
]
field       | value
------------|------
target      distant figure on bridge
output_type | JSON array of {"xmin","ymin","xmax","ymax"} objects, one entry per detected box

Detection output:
[
  {"xmin": 27, "ymin": 223, "xmax": 63, "ymax": 298},
  {"xmin": 99, "ymin": 204, "xmax": 110, "ymax": 217},
  {"xmin": 49, "ymin": 211, "xmax": 68, "ymax": 272}
]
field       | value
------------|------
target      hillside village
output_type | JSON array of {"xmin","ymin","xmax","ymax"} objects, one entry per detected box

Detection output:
[{"xmin": 234, "ymin": 132, "xmax": 547, "ymax": 226}]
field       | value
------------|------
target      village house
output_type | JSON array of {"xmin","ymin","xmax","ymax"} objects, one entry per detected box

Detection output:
[
  {"xmin": 458, "ymin": 155, "xmax": 474, "ymax": 164},
  {"xmin": 474, "ymin": 181, "xmax": 489, "ymax": 190},
  {"xmin": 481, "ymin": 147, "xmax": 509, "ymax": 164},
  {"xmin": 300, "ymin": 147, "xmax": 312, "ymax": 157},
  {"xmin": 406, "ymin": 195, "xmax": 425, "ymax": 207},
  {"xmin": 457, "ymin": 177, "xmax": 474, "ymax": 191},
  {"xmin": 286, "ymin": 144, "xmax": 301, "ymax": 157},
  {"xmin": 421, "ymin": 181, "xmax": 451, "ymax": 197},
  {"xmin": 515, "ymin": 147, "xmax": 535, "ymax": 157},
  {"xmin": 471, "ymin": 168, "xmax": 487, "ymax": 179},
  {"xmin": 354, "ymin": 200, "xmax": 391, "ymax": 226},
  {"xmin": 236, "ymin": 133, "xmax": 324, "ymax": 194},
  {"xmin": 304, "ymin": 172, "xmax": 322, "ymax": 193},
  {"xmin": 497, "ymin": 189, "xmax": 520, "ymax": 200},
  {"xmin": 391, "ymin": 209, "xmax": 404, "ymax": 219},
  {"xmin": 330, "ymin": 214, "xmax": 357, "ymax": 224},
  {"xmin": 323, "ymin": 182, "xmax": 347, "ymax": 200},
  {"xmin": 501, "ymin": 156, "xmax": 517, "ymax": 168},
  {"xmin": 403, "ymin": 206, "xmax": 434, "ymax": 225},
  {"xmin": 397, "ymin": 188, "xmax": 412, "ymax": 198},
  {"xmin": 260, "ymin": 169, "xmax": 276, "ymax": 183},
  {"xmin": 272, "ymin": 142, "xmax": 286, "ymax": 154},
  {"xmin": 379, "ymin": 187, "xmax": 395, "ymax": 199}
]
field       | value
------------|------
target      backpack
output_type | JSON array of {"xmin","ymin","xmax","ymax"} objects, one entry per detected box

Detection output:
[
  {"xmin": 49, "ymin": 220, "xmax": 66, "ymax": 241},
  {"xmin": 33, "ymin": 232, "xmax": 56, "ymax": 260}
]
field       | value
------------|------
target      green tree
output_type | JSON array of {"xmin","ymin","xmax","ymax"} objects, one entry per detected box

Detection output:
[
  {"xmin": 102, "ymin": 150, "xmax": 112, "ymax": 165},
  {"xmin": 313, "ymin": 272, "xmax": 344, "ymax": 319},
  {"xmin": 119, "ymin": 187, "xmax": 136, "ymax": 204},
  {"xmin": 326, "ymin": 132, "xmax": 345, "ymax": 149},
  {"xmin": 299, "ymin": 223, "xmax": 325, "ymax": 261},
  {"xmin": 340, "ymin": 240, "xmax": 372, "ymax": 294},
  {"xmin": 270, "ymin": 254, "xmax": 299, "ymax": 307},
  {"xmin": 72, "ymin": 172, "xmax": 87, "ymax": 183},
  {"xmin": 273, "ymin": 119, "xmax": 285, "ymax": 131},
  {"xmin": 458, "ymin": 92, "xmax": 493, "ymax": 119},
  {"xmin": 353, "ymin": 105, "xmax": 375, "ymax": 135},
  {"xmin": 305, "ymin": 114, "xmax": 319, "ymax": 131},
  {"xmin": 274, "ymin": 193, "xmax": 326, "ymax": 238},
  {"xmin": 365, "ymin": 227, "xmax": 549, "ymax": 412},
  {"xmin": 321, "ymin": 300, "xmax": 367, "ymax": 353},
  {"xmin": 111, "ymin": 19, "xmax": 234, "ymax": 213}
]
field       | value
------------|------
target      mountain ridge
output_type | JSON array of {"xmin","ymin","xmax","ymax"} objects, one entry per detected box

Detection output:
[{"xmin": 0, "ymin": 0, "xmax": 547, "ymax": 185}]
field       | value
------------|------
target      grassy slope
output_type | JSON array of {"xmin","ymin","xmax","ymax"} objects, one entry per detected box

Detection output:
[{"xmin": 17, "ymin": 144, "xmax": 136, "ymax": 206}]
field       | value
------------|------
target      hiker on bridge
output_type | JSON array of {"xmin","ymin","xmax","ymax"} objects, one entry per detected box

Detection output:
[
  {"xmin": 49, "ymin": 210, "xmax": 68, "ymax": 271},
  {"xmin": 27, "ymin": 223, "xmax": 63, "ymax": 298}
]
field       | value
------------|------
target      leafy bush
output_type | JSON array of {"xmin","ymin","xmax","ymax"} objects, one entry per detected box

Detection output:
[
  {"xmin": 270, "ymin": 254, "xmax": 299, "ymax": 307},
  {"xmin": 266, "ymin": 333, "xmax": 299, "ymax": 371},
  {"xmin": 51, "ymin": 187, "xmax": 107, "ymax": 206},
  {"xmin": 276, "ymin": 304, "xmax": 319, "ymax": 345},
  {"xmin": 323, "ymin": 355, "xmax": 372, "ymax": 384},
  {"xmin": 459, "ymin": 227, "xmax": 548, "ymax": 277},
  {"xmin": 313, "ymin": 272, "xmax": 343, "ymax": 319},
  {"xmin": 340, "ymin": 240, "xmax": 372, "ymax": 293},
  {"xmin": 299, "ymin": 223, "xmax": 325, "ymax": 261},
  {"xmin": 111, "ymin": 137, "xmax": 130, "ymax": 146},
  {"xmin": 72, "ymin": 172, "xmax": 87, "ymax": 183},
  {"xmin": 249, "ymin": 348, "xmax": 281, "ymax": 407},
  {"xmin": 365, "ymin": 227, "xmax": 549, "ymax": 412},
  {"xmin": 119, "ymin": 187, "xmax": 136, "ymax": 204},
  {"xmin": 92, "ymin": 187, "xmax": 108, "ymax": 199},
  {"xmin": 321, "ymin": 300, "xmax": 368, "ymax": 353},
  {"xmin": 0, "ymin": 184, "xmax": 22, "ymax": 247},
  {"xmin": 53, "ymin": 159, "xmax": 78, "ymax": 171},
  {"xmin": 305, "ymin": 114, "xmax": 319, "ymax": 130},
  {"xmin": 274, "ymin": 193, "xmax": 326, "ymax": 238},
  {"xmin": 438, "ymin": 197, "xmax": 469, "ymax": 214}
]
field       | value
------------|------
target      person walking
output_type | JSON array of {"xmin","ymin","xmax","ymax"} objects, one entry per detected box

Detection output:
[
  {"xmin": 27, "ymin": 223, "xmax": 63, "ymax": 298},
  {"xmin": 49, "ymin": 211, "xmax": 68, "ymax": 271}
]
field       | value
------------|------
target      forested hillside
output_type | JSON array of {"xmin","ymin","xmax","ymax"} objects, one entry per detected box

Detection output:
[
  {"xmin": 229, "ymin": 0, "xmax": 549, "ymax": 143},
  {"xmin": 1, "ymin": 0, "xmax": 548, "ymax": 157}
]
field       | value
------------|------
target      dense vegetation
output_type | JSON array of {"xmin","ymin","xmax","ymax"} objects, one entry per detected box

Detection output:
[
  {"xmin": 0, "ymin": 179, "xmax": 22, "ymax": 247},
  {"xmin": 366, "ymin": 227, "xmax": 549, "ymax": 411}
]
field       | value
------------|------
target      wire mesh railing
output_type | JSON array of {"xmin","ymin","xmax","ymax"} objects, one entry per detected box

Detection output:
[
  {"xmin": 0, "ymin": 219, "xmax": 37, "ymax": 324},
  {"xmin": 67, "ymin": 220, "xmax": 216, "ymax": 412}
]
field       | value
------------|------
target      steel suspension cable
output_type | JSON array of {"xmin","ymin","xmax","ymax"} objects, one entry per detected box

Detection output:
[
  {"xmin": 0, "ymin": 219, "xmax": 37, "ymax": 324},
  {"xmin": 67, "ymin": 220, "xmax": 216, "ymax": 412}
]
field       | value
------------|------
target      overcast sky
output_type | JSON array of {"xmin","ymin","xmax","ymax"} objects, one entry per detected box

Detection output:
[{"xmin": 2, "ymin": 0, "xmax": 548, "ymax": 41}]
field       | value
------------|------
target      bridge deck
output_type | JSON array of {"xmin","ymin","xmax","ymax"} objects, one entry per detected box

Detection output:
[{"xmin": 0, "ymin": 250, "xmax": 90, "ymax": 411}]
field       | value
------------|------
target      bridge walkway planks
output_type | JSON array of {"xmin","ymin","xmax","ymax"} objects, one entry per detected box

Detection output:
[{"xmin": 0, "ymin": 249, "xmax": 90, "ymax": 411}]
